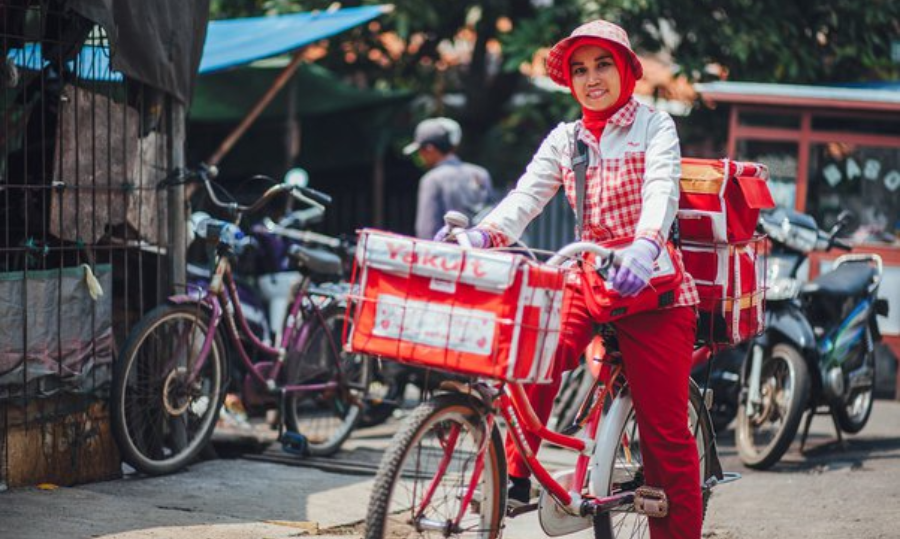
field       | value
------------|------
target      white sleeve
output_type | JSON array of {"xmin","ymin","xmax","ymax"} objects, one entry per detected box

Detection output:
[{"xmin": 635, "ymin": 111, "xmax": 681, "ymax": 246}]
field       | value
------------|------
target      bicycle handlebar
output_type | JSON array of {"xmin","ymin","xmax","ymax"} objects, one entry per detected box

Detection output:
[
  {"xmin": 261, "ymin": 217, "xmax": 342, "ymax": 249},
  {"xmin": 440, "ymin": 212, "xmax": 620, "ymax": 268},
  {"xmin": 194, "ymin": 163, "xmax": 331, "ymax": 221}
]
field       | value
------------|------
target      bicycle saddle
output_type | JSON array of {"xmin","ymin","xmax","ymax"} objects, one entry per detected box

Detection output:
[{"xmin": 288, "ymin": 244, "xmax": 343, "ymax": 282}]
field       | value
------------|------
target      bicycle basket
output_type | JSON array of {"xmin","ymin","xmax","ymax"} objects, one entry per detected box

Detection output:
[
  {"xmin": 345, "ymin": 229, "xmax": 569, "ymax": 384},
  {"xmin": 682, "ymin": 234, "xmax": 768, "ymax": 344}
]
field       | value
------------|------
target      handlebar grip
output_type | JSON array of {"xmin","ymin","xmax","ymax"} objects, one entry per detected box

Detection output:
[
  {"xmin": 297, "ymin": 186, "xmax": 332, "ymax": 206},
  {"xmin": 444, "ymin": 210, "xmax": 470, "ymax": 229}
]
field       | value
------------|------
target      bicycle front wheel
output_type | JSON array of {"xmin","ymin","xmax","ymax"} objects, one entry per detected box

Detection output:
[
  {"xmin": 284, "ymin": 304, "xmax": 362, "ymax": 456},
  {"xmin": 366, "ymin": 394, "xmax": 506, "ymax": 539},
  {"xmin": 111, "ymin": 304, "xmax": 227, "ymax": 475},
  {"xmin": 593, "ymin": 380, "xmax": 714, "ymax": 539}
]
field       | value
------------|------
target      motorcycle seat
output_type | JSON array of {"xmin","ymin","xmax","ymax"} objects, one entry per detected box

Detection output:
[
  {"xmin": 287, "ymin": 244, "xmax": 343, "ymax": 282},
  {"xmin": 801, "ymin": 261, "xmax": 876, "ymax": 298}
]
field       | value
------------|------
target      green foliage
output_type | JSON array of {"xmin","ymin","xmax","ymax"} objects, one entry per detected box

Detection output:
[
  {"xmin": 206, "ymin": 0, "xmax": 899, "ymax": 183},
  {"xmin": 612, "ymin": 0, "xmax": 900, "ymax": 83}
]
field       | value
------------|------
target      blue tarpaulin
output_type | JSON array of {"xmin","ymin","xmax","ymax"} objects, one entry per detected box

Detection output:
[
  {"xmin": 7, "ymin": 5, "xmax": 388, "ymax": 81},
  {"xmin": 200, "ymin": 6, "xmax": 388, "ymax": 74}
]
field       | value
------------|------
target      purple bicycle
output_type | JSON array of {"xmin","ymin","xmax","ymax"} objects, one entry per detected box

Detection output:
[{"xmin": 110, "ymin": 166, "xmax": 367, "ymax": 475}]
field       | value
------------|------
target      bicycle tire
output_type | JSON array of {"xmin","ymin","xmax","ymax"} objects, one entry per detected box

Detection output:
[
  {"xmin": 735, "ymin": 343, "xmax": 810, "ymax": 470},
  {"xmin": 592, "ymin": 380, "xmax": 714, "ymax": 539},
  {"xmin": 366, "ymin": 393, "xmax": 506, "ymax": 539},
  {"xmin": 111, "ymin": 303, "xmax": 227, "ymax": 475},
  {"xmin": 283, "ymin": 304, "xmax": 362, "ymax": 456}
]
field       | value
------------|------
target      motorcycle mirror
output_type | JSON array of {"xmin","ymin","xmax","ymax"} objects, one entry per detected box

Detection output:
[
  {"xmin": 837, "ymin": 210, "xmax": 854, "ymax": 226},
  {"xmin": 828, "ymin": 210, "xmax": 855, "ymax": 236},
  {"xmin": 284, "ymin": 167, "xmax": 309, "ymax": 188}
]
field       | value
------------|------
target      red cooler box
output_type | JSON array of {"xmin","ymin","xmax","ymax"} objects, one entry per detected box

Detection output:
[
  {"xmin": 345, "ymin": 230, "xmax": 568, "ymax": 384},
  {"xmin": 678, "ymin": 158, "xmax": 775, "ymax": 243},
  {"xmin": 682, "ymin": 237, "xmax": 767, "ymax": 344}
]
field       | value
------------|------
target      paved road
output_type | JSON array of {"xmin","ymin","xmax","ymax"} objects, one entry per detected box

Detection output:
[{"xmin": 2, "ymin": 400, "xmax": 899, "ymax": 539}]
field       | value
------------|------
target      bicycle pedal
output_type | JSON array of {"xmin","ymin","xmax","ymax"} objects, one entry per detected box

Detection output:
[
  {"xmin": 506, "ymin": 502, "xmax": 538, "ymax": 518},
  {"xmin": 633, "ymin": 486, "xmax": 668, "ymax": 518},
  {"xmin": 280, "ymin": 431, "xmax": 309, "ymax": 456}
]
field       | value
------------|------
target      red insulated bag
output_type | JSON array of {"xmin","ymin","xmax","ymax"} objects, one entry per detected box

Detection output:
[
  {"xmin": 677, "ymin": 158, "xmax": 774, "ymax": 243},
  {"xmin": 677, "ymin": 158, "xmax": 775, "ymax": 344}
]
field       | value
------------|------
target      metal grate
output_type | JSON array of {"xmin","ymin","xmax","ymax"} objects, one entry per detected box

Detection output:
[{"xmin": 1, "ymin": 1, "xmax": 174, "ymax": 486}]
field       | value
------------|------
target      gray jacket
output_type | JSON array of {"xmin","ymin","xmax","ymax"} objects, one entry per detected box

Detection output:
[{"xmin": 415, "ymin": 155, "xmax": 493, "ymax": 239}]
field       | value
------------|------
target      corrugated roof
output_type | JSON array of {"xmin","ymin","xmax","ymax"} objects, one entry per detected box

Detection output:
[{"xmin": 695, "ymin": 81, "xmax": 900, "ymax": 110}]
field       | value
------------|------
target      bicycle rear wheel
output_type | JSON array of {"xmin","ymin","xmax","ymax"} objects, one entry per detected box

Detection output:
[
  {"xmin": 284, "ymin": 304, "xmax": 362, "ymax": 456},
  {"xmin": 593, "ymin": 380, "xmax": 713, "ymax": 539},
  {"xmin": 366, "ymin": 393, "xmax": 506, "ymax": 539},
  {"xmin": 111, "ymin": 304, "xmax": 227, "ymax": 475}
]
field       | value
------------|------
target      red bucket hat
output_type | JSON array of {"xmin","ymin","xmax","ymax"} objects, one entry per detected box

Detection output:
[{"xmin": 546, "ymin": 20, "xmax": 643, "ymax": 86}]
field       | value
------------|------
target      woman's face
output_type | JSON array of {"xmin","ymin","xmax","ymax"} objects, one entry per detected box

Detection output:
[{"xmin": 569, "ymin": 44, "xmax": 621, "ymax": 111}]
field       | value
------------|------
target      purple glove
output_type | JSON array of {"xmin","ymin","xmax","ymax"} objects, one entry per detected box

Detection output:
[
  {"xmin": 433, "ymin": 224, "xmax": 452, "ymax": 242},
  {"xmin": 609, "ymin": 238, "xmax": 660, "ymax": 297},
  {"xmin": 433, "ymin": 226, "xmax": 491, "ymax": 248}
]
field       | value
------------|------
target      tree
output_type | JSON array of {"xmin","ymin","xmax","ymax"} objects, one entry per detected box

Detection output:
[
  {"xmin": 207, "ymin": 1, "xmax": 899, "ymax": 184},
  {"xmin": 613, "ymin": 0, "xmax": 900, "ymax": 83}
]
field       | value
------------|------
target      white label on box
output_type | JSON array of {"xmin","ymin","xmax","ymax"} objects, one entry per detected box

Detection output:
[
  {"xmin": 361, "ymin": 231, "xmax": 517, "ymax": 290},
  {"xmin": 429, "ymin": 278, "xmax": 457, "ymax": 294},
  {"xmin": 372, "ymin": 294, "xmax": 496, "ymax": 356}
]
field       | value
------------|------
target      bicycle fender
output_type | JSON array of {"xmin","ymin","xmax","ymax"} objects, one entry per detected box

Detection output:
[
  {"xmin": 167, "ymin": 294, "xmax": 223, "ymax": 329},
  {"xmin": 588, "ymin": 392, "xmax": 633, "ymax": 498},
  {"xmin": 168, "ymin": 293, "xmax": 217, "ymax": 310}
]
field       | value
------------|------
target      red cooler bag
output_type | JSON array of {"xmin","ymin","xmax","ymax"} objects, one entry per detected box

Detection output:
[
  {"xmin": 682, "ymin": 238, "xmax": 766, "ymax": 343},
  {"xmin": 345, "ymin": 230, "xmax": 568, "ymax": 384},
  {"xmin": 678, "ymin": 158, "xmax": 775, "ymax": 243}
]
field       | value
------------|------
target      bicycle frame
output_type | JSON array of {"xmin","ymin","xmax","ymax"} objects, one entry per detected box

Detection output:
[
  {"xmin": 171, "ymin": 248, "xmax": 346, "ymax": 397},
  {"xmin": 415, "ymin": 342, "xmax": 721, "ymax": 531},
  {"xmin": 499, "ymin": 362, "xmax": 626, "ymax": 512}
]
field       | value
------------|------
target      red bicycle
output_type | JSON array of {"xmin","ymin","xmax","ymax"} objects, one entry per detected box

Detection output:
[{"xmin": 352, "ymin": 233, "xmax": 739, "ymax": 539}]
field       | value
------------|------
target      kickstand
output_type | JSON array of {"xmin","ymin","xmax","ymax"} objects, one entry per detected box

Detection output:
[
  {"xmin": 798, "ymin": 409, "xmax": 815, "ymax": 453},
  {"xmin": 830, "ymin": 408, "xmax": 846, "ymax": 451}
]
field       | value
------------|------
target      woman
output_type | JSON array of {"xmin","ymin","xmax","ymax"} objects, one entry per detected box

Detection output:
[{"xmin": 443, "ymin": 19, "xmax": 702, "ymax": 539}]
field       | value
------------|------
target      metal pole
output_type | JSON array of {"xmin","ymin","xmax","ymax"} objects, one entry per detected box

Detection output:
[
  {"xmin": 168, "ymin": 98, "xmax": 187, "ymax": 294},
  {"xmin": 207, "ymin": 51, "xmax": 306, "ymax": 167}
]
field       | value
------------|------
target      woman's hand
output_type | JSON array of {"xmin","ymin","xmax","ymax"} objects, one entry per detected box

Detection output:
[
  {"xmin": 609, "ymin": 238, "xmax": 659, "ymax": 296},
  {"xmin": 433, "ymin": 226, "xmax": 491, "ymax": 248}
]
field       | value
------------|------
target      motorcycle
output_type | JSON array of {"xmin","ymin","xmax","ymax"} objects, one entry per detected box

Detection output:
[{"xmin": 736, "ymin": 207, "xmax": 889, "ymax": 469}]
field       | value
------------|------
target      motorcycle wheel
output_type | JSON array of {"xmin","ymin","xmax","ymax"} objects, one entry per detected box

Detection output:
[
  {"xmin": 736, "ymin": 343, "xmax": 810, "ymax": 470},
  {"xmin": 550, "ymin": 363, "xmax": 595, "ymax": 432},
  {"xmin": 834, "ymin": 346, "xmax": 876, "ymax": 434}
]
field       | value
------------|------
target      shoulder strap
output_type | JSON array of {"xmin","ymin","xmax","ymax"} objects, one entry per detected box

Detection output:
[{"xmin": 572, "ymin": 127, "xmax": 589, "ymax": 238}]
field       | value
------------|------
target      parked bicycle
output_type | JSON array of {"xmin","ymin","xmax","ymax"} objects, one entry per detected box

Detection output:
[
  {"xmin": 110, "ymin": 165, "xmax": 370, "ymax": 475},
  {"xmin": 350, "ymin": 226, "xmax": 738, "ymax": 539}
]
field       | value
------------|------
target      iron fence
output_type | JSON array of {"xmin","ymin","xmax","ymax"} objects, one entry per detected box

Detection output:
[{"xmin": 1, "ymin": 2, "xmax": 173, "ymax": 486}]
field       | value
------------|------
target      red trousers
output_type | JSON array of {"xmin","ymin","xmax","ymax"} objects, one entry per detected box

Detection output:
[{"xmin": 504, "ymin": 272, "xmax": 701, "ymax": 539}]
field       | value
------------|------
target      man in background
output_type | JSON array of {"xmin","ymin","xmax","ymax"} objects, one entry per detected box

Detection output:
[{"xmin": 404, "ymin": 117, "xmax": 493, "ymax": 239}]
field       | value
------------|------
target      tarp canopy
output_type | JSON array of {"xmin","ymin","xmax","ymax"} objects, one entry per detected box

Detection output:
[
  {"xmin": 68, "ymin": 0, "xmax": 210, "ymax": 104},
  {"xmin": 200, "ymin": 6, "xmax": 389, "ymax": 74},
  {"xmin": 7, "ymin": 5, "xmax": 389, "ymax": 102},
  {"xmin": 189, "ymin": 62, "xmax": 413, "ymax": 172},
  {"xmin": 191, "ymin": 61, "xmax": 411, "ymax": 122}
]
